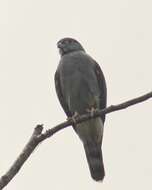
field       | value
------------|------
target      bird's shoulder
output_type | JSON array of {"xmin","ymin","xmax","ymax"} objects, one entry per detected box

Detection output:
[{"xmin": 59, "ymin": 50, "xmax": 98, "ymax": 69}]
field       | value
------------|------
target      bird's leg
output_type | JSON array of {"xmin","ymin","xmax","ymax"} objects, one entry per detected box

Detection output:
[
  {"xmin": 67, "ymin": 111, "xmax": 79, "ymax": 124},
  {"xmin": 86, "ymin": 107, "xmax": 97, "ymax": 117}
]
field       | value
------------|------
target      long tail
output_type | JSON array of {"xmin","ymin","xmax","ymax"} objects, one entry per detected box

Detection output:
[{"xmin": 83, "ymin": 142, "xmax": 105, "ymax": 181}]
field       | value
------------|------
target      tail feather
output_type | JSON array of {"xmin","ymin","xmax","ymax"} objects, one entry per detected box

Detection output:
[{"xmin": 84, "ymin": 142, "xmax": 105, "ymax": 181}]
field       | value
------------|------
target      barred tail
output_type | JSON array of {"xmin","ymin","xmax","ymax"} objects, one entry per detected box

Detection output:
[{"xmin": 84, "ymin": 142, "xmax": 105, "ymax": 181}]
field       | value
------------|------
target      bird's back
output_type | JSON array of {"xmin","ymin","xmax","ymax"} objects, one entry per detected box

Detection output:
[{"xmin": 58, "ymin": 51, "xmax": 101, "ymax": 115}]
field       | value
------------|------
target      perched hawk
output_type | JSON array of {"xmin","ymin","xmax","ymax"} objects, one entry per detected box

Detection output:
[{"xmin": 54, "ymin": 38, "xmax": 107, "ymax": 181}]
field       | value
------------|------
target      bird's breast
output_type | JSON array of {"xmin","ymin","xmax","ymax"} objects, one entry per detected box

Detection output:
[{"xmin": 59, "ymin": 60, "xmax": 100, "ymax": 114}]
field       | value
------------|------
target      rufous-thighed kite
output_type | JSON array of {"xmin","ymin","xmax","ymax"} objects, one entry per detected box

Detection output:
[{"xmin": 55, "ymin": 38, "xmax": 107, "ymax": 181}]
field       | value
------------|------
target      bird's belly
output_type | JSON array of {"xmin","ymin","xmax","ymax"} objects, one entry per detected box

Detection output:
[{"xmin": 62, "ymin": 70, "xmax": 100, "ymax": 114}]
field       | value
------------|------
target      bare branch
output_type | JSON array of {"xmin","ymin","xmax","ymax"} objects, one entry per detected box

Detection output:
[
  {"xmin": 0, "ymin": 125, "xmax": 43, "ymax": 189},
  {"xmin": 0, "ymin": 91, "xmax": 152, "ymax": 189}
]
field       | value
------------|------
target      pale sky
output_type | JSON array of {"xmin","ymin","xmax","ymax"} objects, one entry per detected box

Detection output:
[{"xmin": 0, "ymin": 0, "xmax": 152, "ymax": 189}]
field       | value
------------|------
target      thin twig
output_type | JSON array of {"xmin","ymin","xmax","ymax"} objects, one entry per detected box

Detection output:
[{"xmin": 0, "ymin": 91, "xmax": 151, "ymax": 189}]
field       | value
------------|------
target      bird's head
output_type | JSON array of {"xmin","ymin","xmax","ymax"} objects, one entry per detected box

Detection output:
[{"xmin": 57, "ymin": 37, "xmax": 85, "ymax": 56}]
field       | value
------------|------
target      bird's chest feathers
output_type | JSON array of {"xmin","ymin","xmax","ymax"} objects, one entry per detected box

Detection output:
[
  {"xmin": 61, "ymin": 60, "xmax": 87, "ymax": 77},
  {"xmin": 59, "ymin": 58, "xmax": 100, "ymax": 112}
]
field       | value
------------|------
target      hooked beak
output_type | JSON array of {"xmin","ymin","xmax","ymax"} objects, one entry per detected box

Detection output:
[{"xmin": 57, "ymin": 42, "xmax": 64, "ymax": 49}]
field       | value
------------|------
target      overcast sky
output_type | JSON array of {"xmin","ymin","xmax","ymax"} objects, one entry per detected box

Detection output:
[{"xmin": 0, "ymin": 0, "xmax": 152, "ymax": 189}]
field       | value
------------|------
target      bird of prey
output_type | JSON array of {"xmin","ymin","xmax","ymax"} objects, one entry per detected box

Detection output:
[{"xmin": 54, "ymin": 37, "xmax": 107, "ymax": 181}]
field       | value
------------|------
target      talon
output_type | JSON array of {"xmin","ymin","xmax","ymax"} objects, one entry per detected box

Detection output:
[
  {"xmin": 86, "ymin": 107, "xmax": 97, "ymax": 117},
  {"xmin": 68, "ymin": 112, "xmax": 79, "ymax": 124}
]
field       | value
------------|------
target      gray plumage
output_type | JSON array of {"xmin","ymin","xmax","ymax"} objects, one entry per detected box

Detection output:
[{"xmin": 55, "ymin": 38, "xmax": 107, "ymax": 181}]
